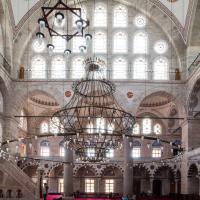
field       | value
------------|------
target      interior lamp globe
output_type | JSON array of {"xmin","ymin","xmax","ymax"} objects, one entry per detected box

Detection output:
[{"xmin": 55, "ymin": 12, "xmax": 64, "ymax": 26}]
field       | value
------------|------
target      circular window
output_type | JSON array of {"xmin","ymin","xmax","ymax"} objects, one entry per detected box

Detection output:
[
  {"xmin": 134, "ymin": 15, "xmax": 147, "ymax": 28},
  {"xmin": 32, "ymin": 39, "xmax": 45, "ymax": 53},
  {"xmin": 154, "ymin": 40, "xmax": 168, "ymax": 54}
]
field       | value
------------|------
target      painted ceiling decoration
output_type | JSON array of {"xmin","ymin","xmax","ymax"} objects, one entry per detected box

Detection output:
[{"xmin": 7, "ymin": 0, "xmax": 194, "ymax": 42}]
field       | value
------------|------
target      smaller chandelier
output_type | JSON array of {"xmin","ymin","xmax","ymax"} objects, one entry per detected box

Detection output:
[{"xmin": 36, "ymin": 0, "xmax": 92, "ymax": 54}]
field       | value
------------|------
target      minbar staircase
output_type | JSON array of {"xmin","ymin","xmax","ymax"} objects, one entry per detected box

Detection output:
[{"xmin": 0, "ymin": 159, "xmax": 37, "ymax": 199}]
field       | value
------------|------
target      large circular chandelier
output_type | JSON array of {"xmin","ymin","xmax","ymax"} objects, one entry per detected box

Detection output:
[{"xmin": 52, "ymin": 57, "xmax": 135, "ymax": 160}]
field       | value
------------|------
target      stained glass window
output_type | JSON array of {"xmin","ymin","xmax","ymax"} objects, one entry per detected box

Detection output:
[
  {"xmin": 133, "ymin": 57, "xmax": 147, "ymax": 79},
  {"xmin": 133, "ymin": 32, "xmax": 148, "ymax": 54},
  {"xmin": 142, "ymin": 118, "xmax": 152, "ymax": 134},
  {"xmin": 31, "ymin": 56, "xmax": 46, "ymax": 79},
  {"xmin": 71, "ymin": 57, "xmax": 85, "ymax": 79},
  {"xmin": 51, "ymin": 56, "xmax": 66, "ymax": 79},
  {"xmin": 93, "ymin": 32, "xmax": 107, "ymax": 53},
  {"xmin": 113, "ymin": 32, "xmax": 127, "ymax": 53},
  {"xmin": 113, "ymin": 5, "xmax": 127, "ymax": 27},
  {"xmin": 153, "ymin": 57, "xmax": 169, "ymax": 80},
  {"xmin": 94, "ymin": 4, "xmax": 107, "ymax": 27},
  {"xmin": 112, "ymin": 57, "xmax": 127, "ymax": 79}
]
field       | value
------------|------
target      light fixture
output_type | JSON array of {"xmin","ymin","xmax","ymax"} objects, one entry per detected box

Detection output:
[
  {"xmin": 64, "ymin": 49, "xmax": 72, "ymax": 57},
  {"xmin": 47, "ymin": 44, "xmax": 55, "ymax": 55},
  {"xmin": 79, "ymin": 45, "xmax": 87, "ymax": 53},
  {"xmin": 36, "ymin": 0, "xmax": 91, "ymax": 54}
]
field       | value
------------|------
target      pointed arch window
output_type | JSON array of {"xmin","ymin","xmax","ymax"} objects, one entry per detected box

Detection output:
[
  {"xmin": 113, "ymin": 5, "xmax": 128, "ymax": 27},
  {"xmin": 40, "ymin": 140, "xmax": 50, "ymax": 157},
  {"xmin": 113, "ymin": 32, "xmax": 127, "ymax": 53},
  {"xmin": 132, "ymin": 141, "xmax": 141, "ymax": 158},
  {"xmin": 71, "ymin": 57, "xmax": 85, "ymax": 79},
  {"xmin": 112, "ymin": 58, "xmax": 127, "ymax": 79},
  {"xmin": 94, "ymin": 4, "xmax": 107, "ymax": 27},
  {"xmin": 31, "ymin": 56, "xmax": 46, "ymax": 79},
  {"xmin": 153, "ymin": 57, "xmax": 169, "ymax": 80},
  {"xmin": 133, "ymin": 32, "xmax": 148, "ymax": 54},
  {"xmin": 133, "ymin": 57, "xmax": 147, "ymax": 79},
  {"xmin": 51, "ymin": 56, "xmax": 66, "ymax": 79},
  {"xmin": 132, "ymin": 123, "xmax": 140, "ymax": 135},
  {"xmin": 152, "ymin": 141, "xmax": 162, "ymax": 158},
  {"xmin": 154, "ymin": 123, "xmax": 162, "ymax": 135},
  {"xmin": 40, "ymin": 121, "xmax": 49, "ymax": 134},
  {"xmin": 59, "ymin": 141, "xmax": 65, "ymax": 157},
  {"xmin": 93, "ymin": 32, "xmax": 107, "ymax": 53},
  {"xmin": 142, "ymin": 118, "xmax": 152, "ymax": 135}
]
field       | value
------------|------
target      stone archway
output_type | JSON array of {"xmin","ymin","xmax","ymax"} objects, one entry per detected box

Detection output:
[
  {"xmin": 188, "ymin": 164, "xmax": 199, "ymax": 195},
  {"xmin": 132, "ymin": 166, "xmax": 150, "ymax": 196},
  {"xmin": 154, "ymin": 166, "xmax": 175, "ymax": 196}
]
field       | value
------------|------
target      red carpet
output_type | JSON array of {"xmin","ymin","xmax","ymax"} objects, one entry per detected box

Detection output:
[{"xmin": 47, "ymin": 194, "xmax": 62, "ymax": 200}]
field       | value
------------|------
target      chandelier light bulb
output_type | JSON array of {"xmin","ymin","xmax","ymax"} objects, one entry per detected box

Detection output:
[
  {"xmin": 79, "ymin": 45, "xmax": 86, "ymax": 53},
  {"xmin": 85, "ymin": 34, "xmax": 92, "ymax": 46},
  {"xmin": 47, "ymin": 44, "xmax": 55, "ymax": 55},
  {"xmin": 38, "ymin": 18, "xmax": 46, "ymax": 29},
  {"xmin": 64, "ymin": 49, "xmax": 71, "ymax": 57},
  {"xmin": 55, "ymin": 12, "xmax": 64, "ymax": 26},
  {"xmin": 36, "ymin": 31, "xmax": 45, "ymax": 39},
  {"xmin": 75, "ymin": 19, "xmax": 83, "ymax": 32}
]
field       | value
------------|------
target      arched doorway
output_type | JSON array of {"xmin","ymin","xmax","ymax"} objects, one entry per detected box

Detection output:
[
  {"xmin": 188, "ymin": 164, "xmax": 199, "ymax": 195},
  {"xmin": 153, "ymin": 180, "xmax": 162, "ymax": 196},
  {"xmin": 154, "ymin": 166, "xmax": 175, "ymax": 196},
  {"xmin": 132, "ymin": 166, "xmax": 150, "ymax": 195}
]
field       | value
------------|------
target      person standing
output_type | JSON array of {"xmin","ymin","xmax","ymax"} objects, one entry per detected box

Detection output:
[{"xmin": 43, "ymin": 183, "xmax": 49, "ymax": 200}]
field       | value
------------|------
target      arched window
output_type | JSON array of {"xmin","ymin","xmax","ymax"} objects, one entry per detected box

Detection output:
[
  {"xmin": 72, "ymin": 37, "xmax": 86, "ymax": 53},
  {"xmin": 40, "ymin": 121, "xmax": 49, "ymax": 133},
  {"xmin": 52, "ymin": 36, "xmax": 66, "ymax": 53},
  {"xmin": 106, "ymin": 149, "xmax": 114, "ymax": 158},
  {"xmin": 112, "ymin": 57, "xmax": 127, "ymax": 79},
  {"xmin": 133, "ymin": 57, "xmax": 147, "ymax": 79},
  {"xmin": 154, "ymin": 123, "xmax": 162, "ymax": 135},
  {"xmin": 153, "ymin": 57, "xmax": 169, "ymax": 80},
  {"xmin": 40, "ymin": 140, "xmax": 50, "ymax": 157},
  {"xmin": 94, "ymin": 4, "xmax": 107, "ymax": 27},
  {"xmin": 152, "ymin": 141, "xmax": 162, "ymax": 158},
  {"xmin": 59, "ymin": 141, "xmax": 65, "ymax": 157},
  {"xmin": 31, "ymin": 56, "xmax": 46, "ymax": 79},
  {"xmin": 142, "ymin": 118, "xmax": 152, "ymax": 134},
  {"xmin": 71, "ymin": 57, "xmax": 85, "ymax": 79},
  {"xmin": 87, "ymin": 148, "xmax": 95, "ymax": 157},
  {"xmin": 72, "ymin": 7, "xmax": 87, "ymax": 27},
  {"xmin": 133, "ymin": 32, "xmax": 148, "ymax": 54},
  {"xmin": 113, "ymin": 5, "xmax": 128, "ymax": 27},
  {"xmin": 132, "ymin": 123, "xmax": 140, "ymax": 135},
  {"xmin": 50, "ymin": 117, "xmax": 60, "ymax": 134},
  {"xmin": 19, "ymin": 110, "xmax": 27, "ymax": 131},
  {"xmin": 0, "ymin": 92, "xmax": 3, "ymax": 112},
  {"xmin": 132, "ymin": 141, "xmax": 141, "ymax": 158},
  {"xmin": 51, "ymin": 56, "xmax": 66, "ymax": 79},
  {"xmin": 93, "ymin": 32, "xmax": 107, "ymax": 53},
  {"xmin": 113, "ymin": 32, "xmax": 127, "ymax": 53}
]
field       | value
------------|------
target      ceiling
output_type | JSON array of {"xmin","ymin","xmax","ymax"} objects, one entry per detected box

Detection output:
[{"xmin": 9, "ymin": 0, "xmax": 190, "ymax": 27}]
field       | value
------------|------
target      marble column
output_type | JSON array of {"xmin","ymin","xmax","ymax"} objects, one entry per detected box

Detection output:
[
  {"xmin": 123, "ymin": 137, "xmax": 133, "ymax": 196},
  {"xmin": 150, "ymin": 177, "xmax": 154, "ymax": 195},
  {"xmin": 36, "ymin": 167, "xmax": 44, "ymax": 199},
  {"xmin": 96, "ymin": 177, "xmax": 101, "ymax": 193},
  {"xmin": 63, "ymin": 147, "xmax": 73, "ymax": 199}
]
